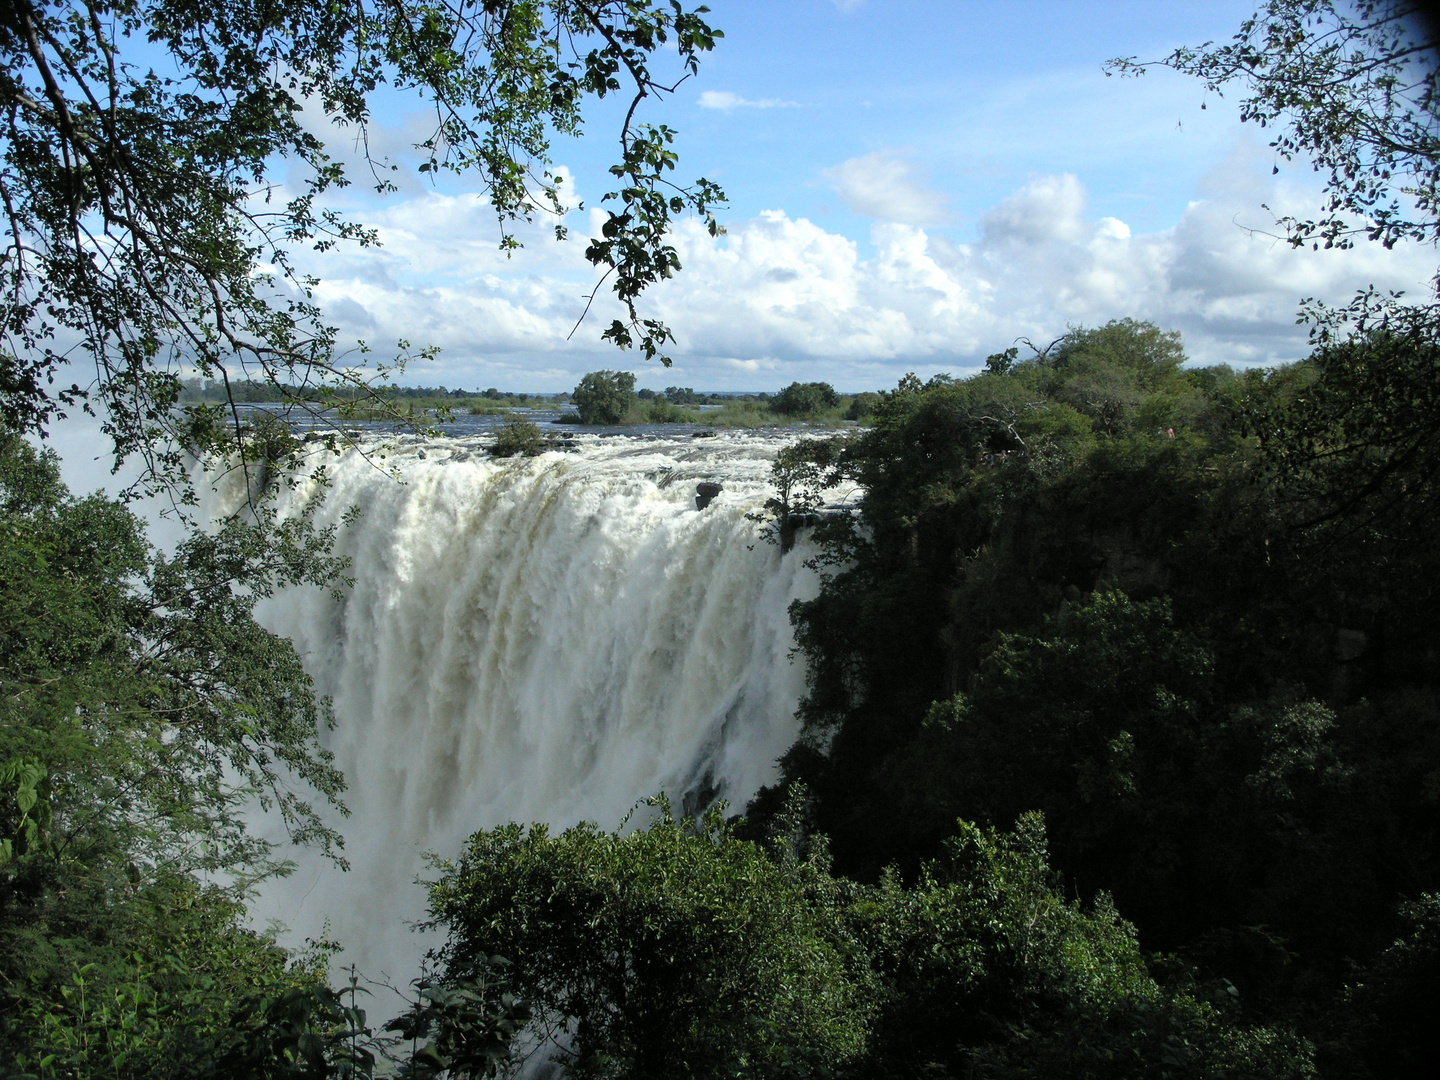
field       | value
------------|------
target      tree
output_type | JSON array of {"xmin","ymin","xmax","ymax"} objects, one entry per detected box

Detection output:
[
  {"xmin": 489, "ymin": 415, "xmax": 546, "ymax": 458},
  {"xmin": 425, "ymin": 797, "xmax": 1314, "ymax": 1080},
  {"xmin": 773, "ymin": 381, "xmax": 839, "ymax": 417},
  {"xmin": 426, "ymin": 798, "xmax": 872, "ymax": 1080},
  {"xmin": 0, "ymin": 427, "xmax": 362, "ymax": 1073},
  {"xmin": 0, "ymin": 0, "xmax": 725, "ymax": 499},
  {"xmin": 1109, "ymin": 1, "xmax": 1439, "ymax": 257},
  {"xmin": 752, "ymin": 434, "xmax": 842, "ymax": 552},
  {"xmin": 1113, "ymin": 2, "xmax": 1440, "ymax": 645},
  {"xmin": 571, "ymin": 368, "xmax": 636, "ymax": 424},
  {"xmin": 746, "ymin": 325, "xmax": 1440, "ymax": 1074}
]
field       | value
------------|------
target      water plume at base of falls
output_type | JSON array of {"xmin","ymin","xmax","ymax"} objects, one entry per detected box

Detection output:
[{"xmin": 220, "ymin": 431, "xmax": 822, "ymax": 986}]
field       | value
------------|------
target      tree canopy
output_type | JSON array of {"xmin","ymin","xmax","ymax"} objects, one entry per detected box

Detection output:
[
  {"xmin": 571, "ymin": 368, "xmax": 636, "ymax": 424},
  {"xmin": 426, "ymin": 797, "xmax": 1312, "ymax": 1080},
  {"xmin": 772, "ymin": 381, "xmax": 839, "ymax": 418},
  {"xmin": 0, "ymin": 427, "xmax": 356, "ymax": 1073},
  {"xmin": 1110, "ymin": 0, "xmax": 1439, "ymax": 258},
  {"xmin": 0, "ymin": 0, "xmax": 724, "ymax": 497},
  {"xmin": 743, "ymin": 317, "xmax": 1440, "ymax": 1077}
]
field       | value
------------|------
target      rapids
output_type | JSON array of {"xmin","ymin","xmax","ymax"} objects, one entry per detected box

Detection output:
[{"xmin": 216, "ymin": 429, "xmax": 826, "ymax": 987}]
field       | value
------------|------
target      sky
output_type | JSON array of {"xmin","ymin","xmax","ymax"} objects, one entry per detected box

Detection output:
[{"xmin": 277, "ymin": 0, "xmax": 1436, "ymax": 393}]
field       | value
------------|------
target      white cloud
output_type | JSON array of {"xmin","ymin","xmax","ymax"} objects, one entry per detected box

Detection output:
[
  {"xmin": 824, "ymin": 151, "xmax": 952, "ymax": 227},
  {"xmin": 982, "ymin": 173, "xmax": 1088, "ymax": 245},
  {"xmin": 297, "ymin": 147, "xmax": 1435, "ymax": 390},
  {"xmin": 697, "ymin": 90, "xmax": 800, "ymax": 111}
]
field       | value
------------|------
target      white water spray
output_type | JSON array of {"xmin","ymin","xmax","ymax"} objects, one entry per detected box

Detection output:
[{"xmin": 220, "ymin": 431, "xmax": 821, "ymax": 984}]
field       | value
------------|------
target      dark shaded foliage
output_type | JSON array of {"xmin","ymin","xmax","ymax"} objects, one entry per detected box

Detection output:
[{"xmin": 748, "ymin": 320, "xmax": 1440, "ymax": 1077}]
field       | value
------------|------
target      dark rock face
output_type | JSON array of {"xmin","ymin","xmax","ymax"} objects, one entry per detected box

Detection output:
[{"xmin": 695, "ymin": 482, "xmax": 722, "ymax": 511}]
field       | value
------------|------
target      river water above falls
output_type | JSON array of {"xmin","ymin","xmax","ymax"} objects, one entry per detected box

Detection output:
[{"xmin": 218, "ymin": 429, "xmax": 824, "ymax": 986}]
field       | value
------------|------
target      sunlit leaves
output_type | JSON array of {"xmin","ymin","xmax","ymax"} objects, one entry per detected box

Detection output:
[
  {"xmin": 0, "ymin": 0, "xmax": 725, "ymax": 499},
  {"xmin": 1110, "ymin": 1, "xmax": 1440, "ymax": 255}
]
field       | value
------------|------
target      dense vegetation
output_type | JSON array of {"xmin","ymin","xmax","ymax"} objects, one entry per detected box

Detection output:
[
  {"xmin": 6, "ymin": 0, "xmax": 1438, "ymax": 1075},
  {"xmin": 561, "ymin": 372, "xmax": 851, "ymax": 427},
  {"xmin": 0, "ymin": 428, "xmax": 543, "ymax": 1077},
  {"xmin": 736, "ymin": 318, "xmax": 1440, "ymax": 1078},
  {"xmin": 426, "ymin": 794, "xmax": 1312, "ymax": 1080},
  {"xmin": 0, "ymin": 429, "xmax": 358, "ymax": 1075}
]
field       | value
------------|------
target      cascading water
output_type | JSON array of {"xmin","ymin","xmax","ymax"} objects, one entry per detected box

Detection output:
[{"xmin": 219, "ymin": 429, "xmax": 824, "ymax": 987}]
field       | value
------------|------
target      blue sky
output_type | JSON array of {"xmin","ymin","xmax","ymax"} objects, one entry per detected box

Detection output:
[{"xmin": 280, "ymin": 0, "xmax": 1435, "ymax": 392}]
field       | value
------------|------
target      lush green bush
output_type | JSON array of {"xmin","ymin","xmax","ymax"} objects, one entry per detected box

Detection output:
[
  {"xmin": 427, "ymin": 799, "xmax": 873, "ymax": 1079},
  {"xmin": 426, "ymin": 798, "xmax": 1312, "ymax": 1080},
  {"xmin": 489, "ymin": 416, "xmax": 545, "ymax": 458},
  {"xmin": 572, "ymin": 370, "xmax": 638, "ymax": 425},
  {"xmin": 0, "ymin": 430, "xmax": 541, "ymax": 1079},
  {"xmin": 773, "ymin": 381, "xmax": 840, "ymax": 417},
  {"xmin": 846, "ymin": 391, "xmax": 881, "ymax": 421},
  {"xmin": 643, "ymin": 399, "xmax": 691, "ymax": 423},
  {"xmin": 0, "ymin": 429, "xmax": 357, "ymax": 1076}
]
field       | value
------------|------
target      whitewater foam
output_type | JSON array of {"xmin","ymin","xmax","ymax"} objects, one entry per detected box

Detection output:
[{"xmin": 214, "ymin": 430, "xmax": 823, "ymax": 986}]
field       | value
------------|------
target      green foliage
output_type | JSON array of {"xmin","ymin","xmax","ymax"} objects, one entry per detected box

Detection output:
[
  {"xmin": 427, "ymin": 798, "xmax": 1312, "ymax": 1080},
  {"xmin": 0, "ymin": 428, "xmax": 362, "ymax": 1075},
  {"xmin": 427, "ymin": 797, "xmax": 871, "ymax": 1079},
  {"xmin": 645, "ymin": 398, "xmax": 851, "ymax": 428},
  {"xmin": 643, "ymin": 398, "xmax": 691, "ymax": 423},
  {"xmin": 2, "ymin": 873, "xmax": 349, "ymax": 1079},
  {"xmin": 1037, "ymin": 319, "xmax": 1196, "ymax": 436},
  {"xmin": 1250, "ymin": 315, "xmax": 1440, "ymax": 549},
  {"xmin": 216, "ymin": 973, "xmax": 377, "ymax": 1080},
  {"xmin": 750, "ymin": 436, "xmax": 844, "ymax": 551},
  {"xmin": 0, "ymin": 757, "xmax": 51, "ymax": 866},
  {"xmin": 1329, "ymin": 894, "xmax": 1440, "ymax": 1078},
  {"xmin": 1110, "ymin": 0, "xmax": 1440, "ymax": 253},
  {"xmin": 0, "ymin": 0, "xmax": 725, "ymax": 499},
  {"xmin": 858, "ymin": 814, "xmax": 1313, "ymax": 1080},
  {"xmin": 572, "ymin": 370, "xmax": 639, "ymax": 425},
  {"xmin": 382, "ymin": 964, "xmax": 532, "ymax": 1080},
  {"xmin": 773, "ymin": 381, "xmax": 841, "ymax": 417},
  {"xmin": 489, "ymin": 417, "xmax": 545, "ymax": 458},
  {"xmin": 894, "ymin": 594, "xmax": 1379, "ymax": 960},
  {"xmin": 751, "ymin": 317, "xmax": 1440, "ymax": 1076},
  {"xmin": 846, "ymin": 392, "xmax": 881, "ymax": 421}
]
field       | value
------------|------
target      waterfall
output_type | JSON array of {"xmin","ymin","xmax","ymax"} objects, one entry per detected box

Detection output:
[{"xmin": 221, "ymin": 430, "xmax": 821, "ymax": 986}]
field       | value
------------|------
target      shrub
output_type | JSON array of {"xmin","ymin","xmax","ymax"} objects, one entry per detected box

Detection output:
[
  {"xmin": 773, "ymin": 381, "xmax": 839, "ymax": 417},
  {"xmin": 572, "ymin": 370, "xmax": 637, "ymax": 424},
  {"xmin": 847, "ymin": 391, "xmax": 881, "ymax": 420},
  {"xmin": 490, "ymin": 417, "xmax": 545, "ymax": 458}
]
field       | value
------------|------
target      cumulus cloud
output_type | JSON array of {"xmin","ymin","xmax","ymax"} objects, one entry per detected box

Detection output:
[
  {"xmin": 298, "ymin": 150, "xmax": 1435, "ymax": 390},
  {"xmin": 824, "ymin": 151, "xmax": 952, "ymax": 227},
  {"xmin": 698, "ymin": 90, "xmax": 800, "ymax": 111},
  {"xmin": 982, "ymin": 173, "xmax": 1088, "ymax": 246}
]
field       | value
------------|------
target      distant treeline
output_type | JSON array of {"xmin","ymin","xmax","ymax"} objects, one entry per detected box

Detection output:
[
  {"xmin": 177, "ymin": 379, "xmax": 557, "ymax": 405},
  {"xmin": 176, "ymin": 378, "xmax": 780, "ymax": 408},
  {"xmin": 561, "ymin": 371, "xmax": 859, "ymax": 427}
]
